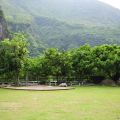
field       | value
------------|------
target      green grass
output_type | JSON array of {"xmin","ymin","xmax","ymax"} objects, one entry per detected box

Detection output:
[{"xmin": 0, "ymin": 86, "xmax": 120, "ymax": 120}]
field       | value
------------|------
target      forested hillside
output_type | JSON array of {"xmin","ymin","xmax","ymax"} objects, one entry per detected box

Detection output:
[{"xmin": 1, "ymin": 0, "xmax": 120, "ymax": 56}]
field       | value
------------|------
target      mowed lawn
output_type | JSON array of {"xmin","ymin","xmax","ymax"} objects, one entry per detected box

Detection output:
[{"xmin": 0, "ymin": 87, "xmax": 120, "ymax": 120}]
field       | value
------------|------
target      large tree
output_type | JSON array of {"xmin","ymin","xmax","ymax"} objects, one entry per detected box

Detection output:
[
  {"xmin": 0, "ymin": 33, "xmax": 29, "ymax": 85},
  {"xmin": 92, "ymin": 45, "xmax": 120, "ymax": 82},
  {"xmin": 72, "ymin": 45, "xmax": 94, "ymax": 83}
]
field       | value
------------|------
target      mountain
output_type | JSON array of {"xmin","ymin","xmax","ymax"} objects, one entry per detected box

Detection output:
[
  {"xmin": 0, "ymin": 7, "xmax": 9, "ymax": 41},
  {"xmin": 1, "ymin": 0, "xmax": 120, "ymax": 56}
]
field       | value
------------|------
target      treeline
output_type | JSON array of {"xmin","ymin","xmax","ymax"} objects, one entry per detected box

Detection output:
[{"xmin": 0, "ymin": 33, "xmax": 120, "ymax": 85}]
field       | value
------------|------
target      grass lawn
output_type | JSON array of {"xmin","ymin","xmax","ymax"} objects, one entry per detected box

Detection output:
[{"xmin": 0, "ymin": 86, "xmax": 120, "ymax": 120}]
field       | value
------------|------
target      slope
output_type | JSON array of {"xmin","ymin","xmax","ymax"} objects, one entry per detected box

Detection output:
[{"xmin": 1, "ymin": 0, "xmax": 120, "ymax": 56}]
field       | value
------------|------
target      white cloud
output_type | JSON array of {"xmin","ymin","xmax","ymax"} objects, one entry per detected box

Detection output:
[{"xmin": 99, "ymin": 0, "xmax": 120, "ymax": 9}]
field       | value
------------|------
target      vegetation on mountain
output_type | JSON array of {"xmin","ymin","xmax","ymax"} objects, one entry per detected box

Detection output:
[
  {"xmin": 1, "ymin": 0, "xmax": 120, "ymax": 56},
  {"xmin": 0, "ymin": 1, "xmax": 120, "ymax": 85}
]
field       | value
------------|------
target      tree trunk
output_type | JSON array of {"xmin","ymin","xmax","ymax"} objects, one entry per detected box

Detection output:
[
  {"xmin": 113, "ymin": 72, "xmax": 120, "ymax": 83},
  {"xmin": 25, "ymin": 72, "xmax": 29, "ymax": 86},
  {"xmin": 16, "ymin": 73, "xmax": 20, "ymax": 86}
]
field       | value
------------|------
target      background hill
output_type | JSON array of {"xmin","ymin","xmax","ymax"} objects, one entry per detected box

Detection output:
[{"xmin": 1, "ymin": 0, "xmax": 120, "ymax": 56}]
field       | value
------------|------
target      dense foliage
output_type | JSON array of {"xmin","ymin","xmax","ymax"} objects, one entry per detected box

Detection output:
[{"xmin": 0, "ymin": 34, "xmax": 120, "ymax": 85}]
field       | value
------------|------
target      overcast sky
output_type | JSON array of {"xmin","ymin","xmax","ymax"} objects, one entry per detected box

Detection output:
[{"xmin": 99, "ymin": 0, "xmax": 120, "ymax": 9}]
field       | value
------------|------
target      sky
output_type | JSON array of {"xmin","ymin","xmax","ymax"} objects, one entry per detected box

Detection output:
[{"xmin": 99, "ymin": 0, "xmax": 120, "ymax": 9}]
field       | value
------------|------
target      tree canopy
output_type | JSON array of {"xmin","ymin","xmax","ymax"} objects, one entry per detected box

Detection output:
[{"xmin": 1, "ymin": 34, "xmax": 120, "ymax": 85}]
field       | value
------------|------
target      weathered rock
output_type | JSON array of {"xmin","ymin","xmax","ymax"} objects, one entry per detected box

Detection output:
[
  {"xmin": 59, "ymin": 83, "xmax": 67, "ymax": 87},
  {"xmin": 101, "ymin": 79, "xmax": 116, "ymax": 86},
  {"xmin": 117, "ymin": 80, "xmax": 120, "ymax": 86},
  {"xmin": 0, "ymin": 7, "xmax": 9, "ymax": 41}
]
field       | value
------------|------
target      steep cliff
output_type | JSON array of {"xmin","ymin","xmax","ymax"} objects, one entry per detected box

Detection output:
[{"xmin": 0, "ymin": 7, "xmax": 9, "ymax": 41}]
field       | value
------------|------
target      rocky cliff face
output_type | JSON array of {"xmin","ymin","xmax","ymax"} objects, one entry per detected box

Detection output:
[{"xmin": 0, "ymin": 7, "xmax": 9, "ymax": 41}]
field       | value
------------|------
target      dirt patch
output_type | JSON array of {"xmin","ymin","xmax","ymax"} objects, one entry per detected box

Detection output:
[{"xmin": 4, "ymin": 85, "xmax": 74, "ymax": 91}]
